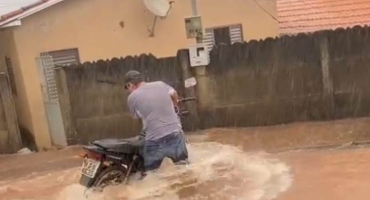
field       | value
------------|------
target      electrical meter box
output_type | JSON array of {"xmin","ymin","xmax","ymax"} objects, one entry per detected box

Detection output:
[{"xmin": 188, "ymin": 44, "xmax": 209, "ymax": 67}]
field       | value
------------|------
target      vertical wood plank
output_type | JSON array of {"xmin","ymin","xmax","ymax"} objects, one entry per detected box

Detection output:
[{"xmin": 0, "ymin": 73, "xmax": 22, "ymax": 152}]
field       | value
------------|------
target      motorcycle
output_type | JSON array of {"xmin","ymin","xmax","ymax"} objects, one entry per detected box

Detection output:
[{"xmin": 78, "ymin": 97, "xmax": 196, "ymax": 190}]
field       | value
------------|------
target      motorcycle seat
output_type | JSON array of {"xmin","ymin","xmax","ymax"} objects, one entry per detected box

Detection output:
[{"xmin": 92, "ymin": 136, "xmax": 144, "ymax": 154}]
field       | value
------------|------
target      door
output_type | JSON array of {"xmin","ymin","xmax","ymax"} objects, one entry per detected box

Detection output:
[
  {"xmin": 36, "ymin": 54, "xmax": 66, "ymax": 147},
  {"xmin": 36, "ymin": 54, "xmax": 66, "ymax": 146},
  {"xmin": 36, "ymin": 48, "xmax": 80, "ymax": 147}
]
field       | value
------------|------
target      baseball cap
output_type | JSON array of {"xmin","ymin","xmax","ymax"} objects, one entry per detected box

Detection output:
[{"xmin": 124, "ymin": 70, "xmax": 143, "ymax": 89}]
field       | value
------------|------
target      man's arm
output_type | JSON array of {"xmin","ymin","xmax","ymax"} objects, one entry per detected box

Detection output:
[
  {"xmin": 169, "ymin": 88, "xmax": 179, "ymax": 107},
  {"xmin": 128, "ymin": 95, "xmax": 146, "ymax": 138},
  {"xmin": 127, "ymin": 95, "xmax": 139, "ymax": 118},
  {"xmin": 162, "ymin": 82, "xmax": 179, "ymax": 106}
]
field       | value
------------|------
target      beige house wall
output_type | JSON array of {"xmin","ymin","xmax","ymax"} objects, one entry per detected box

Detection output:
[
  {"xmin": 0, "ymin": 28, "xmax": 37, "ymax": 149},
  {"xmin": 8, "ymin": 0, "xmax": 278, "ymax": 149}
]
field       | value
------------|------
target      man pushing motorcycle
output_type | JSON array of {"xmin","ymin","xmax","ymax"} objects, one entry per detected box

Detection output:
[{"xmin": 124, "ymin": 70, "xmax": 190, "ymax": 173}]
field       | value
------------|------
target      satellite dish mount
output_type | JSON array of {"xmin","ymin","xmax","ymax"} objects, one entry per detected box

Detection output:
[{"xmin": 143, "ymin": 0, "xmax": 174, "ymax": 37}]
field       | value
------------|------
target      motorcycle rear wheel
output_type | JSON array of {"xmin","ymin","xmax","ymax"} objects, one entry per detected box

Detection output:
[{"xmin": 92, "ymin": 166, "xmax": 127, "ymax": 189}]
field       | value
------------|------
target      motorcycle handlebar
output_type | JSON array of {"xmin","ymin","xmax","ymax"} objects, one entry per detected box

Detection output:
[
  {"xmin": 178, "ymin": 97, "xmax": 196, "ymax": 103},
  {"xmin": 178, "ymin": 110, "xmax": 189, "ymax": 116},
  {"xmin": 175, "ymin": 97, "xmax": 195, "ymax": 117}
]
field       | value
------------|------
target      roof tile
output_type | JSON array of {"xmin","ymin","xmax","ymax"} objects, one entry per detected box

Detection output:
[
  {"xmin": 0, "ymin": 0, "xmax": 50, "ymax": 23},
  {"xmin": 277, "ymin": 0, "xmax": 370, "ymax": 35}
]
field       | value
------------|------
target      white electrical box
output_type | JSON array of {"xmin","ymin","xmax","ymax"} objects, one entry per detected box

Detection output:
[
  {"xmin": 188, "ymin": 44, "xmax": 209, "ymax": 67},
  {"xmin": 184, "ymin": 16, "xmax": 203, "ymax": 39}
]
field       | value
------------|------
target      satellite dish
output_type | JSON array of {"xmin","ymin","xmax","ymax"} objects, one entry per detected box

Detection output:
[{"xmin": 143, "ymin": 0, "xmax": 171, "ymax": 17}]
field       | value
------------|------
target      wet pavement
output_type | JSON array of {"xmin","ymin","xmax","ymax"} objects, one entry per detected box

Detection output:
[{"xmin": 1, "ymin": 118, "xmax": 370, "ymax": 200}]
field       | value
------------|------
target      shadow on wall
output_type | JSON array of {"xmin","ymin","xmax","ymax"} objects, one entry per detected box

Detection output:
[{"xmin": 19, "ymin": 126, "xmax": 38, "ymax": 152}]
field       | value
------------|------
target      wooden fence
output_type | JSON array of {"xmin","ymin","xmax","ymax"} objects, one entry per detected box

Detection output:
[
  {"xmin": 197, "ymin": 25, "xmax": 370, "ymax": 128},
  {"xmin": 56, "ymin": 53, "xmax": 193, "ymax": 144},
  {"xmin": 0, "ymin": 73, "xmax": 22, "ymax": 153},
  {"xmin": 56, "ymin": 25, "xmax": 370, "ymax": 144}
]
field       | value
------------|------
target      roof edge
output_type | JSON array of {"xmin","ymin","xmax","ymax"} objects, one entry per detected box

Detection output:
[{"xmin": 0, "ymin": 0, "xmax": 65, "ymax": 28}]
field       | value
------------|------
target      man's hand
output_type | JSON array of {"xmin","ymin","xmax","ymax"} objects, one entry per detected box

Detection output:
[
  {"xmin": 138, "ymin": 131, "xmax": 146, "ymax": 140},
  {"xmin": 174, "ymin": 105, "xmax": 180, "ymax": 114},
  {"xmin": 170, "ymin": 90, "xmax": 179, "ymax": 107}
]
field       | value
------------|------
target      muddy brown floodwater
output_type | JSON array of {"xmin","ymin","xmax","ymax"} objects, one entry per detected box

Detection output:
[{"xmin": 1, "ymin": 118, "xmax": 370, "ymax": 200}]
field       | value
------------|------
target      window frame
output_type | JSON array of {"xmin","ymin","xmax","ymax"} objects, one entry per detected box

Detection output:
[{"xmin": 203, "ymin": 23, "xmax": 244, "ymax": 50}]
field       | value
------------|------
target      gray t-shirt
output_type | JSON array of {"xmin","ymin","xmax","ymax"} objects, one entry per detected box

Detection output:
[{"xmin": 127, "ymin": 81, "xmax": 182, "ymax": 140}]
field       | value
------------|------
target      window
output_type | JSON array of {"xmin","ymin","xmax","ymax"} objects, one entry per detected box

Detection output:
[
  {"xmin": 213, "ymin": 27, "xmax": 232, "ymax": 45},
  {"xmin": 38, "ymin": 48, "xmax": 80, "ymax": 101},
  {"xmin": 203, "ymin": 24, "xmax": 244, "ymax": 51},
  {"xmin": 46, "ymin": 48, "xmax": 80, "ymax": 66},
  {"xmin": 4, "ymin": 56, "xmax": 17, "ymax": 95}
]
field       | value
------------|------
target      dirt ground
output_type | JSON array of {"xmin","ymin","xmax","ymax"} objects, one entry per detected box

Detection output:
[{"xmin": 1, "ymin": 117, "xmax": 370, "ymax": 200}]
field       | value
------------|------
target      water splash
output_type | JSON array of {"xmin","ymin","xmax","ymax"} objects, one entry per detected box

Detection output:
[
  {"xmin": 57, "ymin": 142, "xmax": 292, "ymax": 200},
  {"xmin": 0, "ymin": 142, "xmax": 292, "ymax": 200}
]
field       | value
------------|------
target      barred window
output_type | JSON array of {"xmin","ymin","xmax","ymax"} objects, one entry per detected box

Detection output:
[{"xmin": 203, "ymin": 24, "xmax": 244, "ymax": 51}]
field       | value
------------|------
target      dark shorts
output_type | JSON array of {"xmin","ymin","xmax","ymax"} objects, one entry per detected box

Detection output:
[{"xmin": 143, "ymin": 131, "xmax": 189, "ymax": 171}]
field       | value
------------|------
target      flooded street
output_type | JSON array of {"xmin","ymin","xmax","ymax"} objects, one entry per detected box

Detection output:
[
  {"xmin": 0, "ymin": 143, "xmax": 292, "ymax": 200},
  {"xmin": 1, "ymin": 0, "xmax": 370, "ymax": 199},
  {"xmin": 276, "ymin": 148, "xmax": 370, "ymax": 200},
  {"xmin": 1, "ymin": 118, "xmax": 370, "ymax": 200}
]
